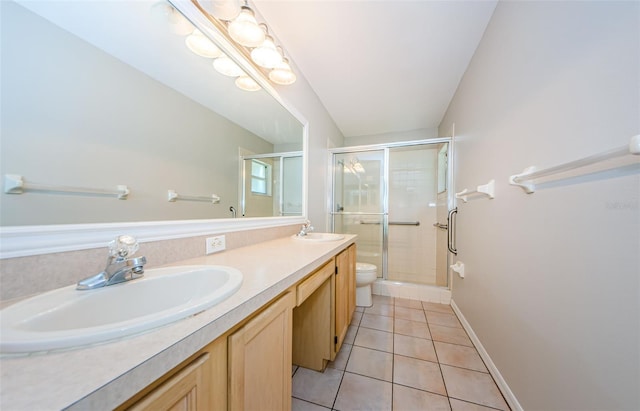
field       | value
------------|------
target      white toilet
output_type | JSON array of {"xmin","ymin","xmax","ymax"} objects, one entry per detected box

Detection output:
[{"xmin": 355, "ymin": 262, "xmax": 377, "ymax": 307}]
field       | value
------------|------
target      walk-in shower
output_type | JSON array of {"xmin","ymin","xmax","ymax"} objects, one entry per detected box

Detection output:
[{"xmin": 330, "ymin": 139, "xmax": 454, "ymax": 300}]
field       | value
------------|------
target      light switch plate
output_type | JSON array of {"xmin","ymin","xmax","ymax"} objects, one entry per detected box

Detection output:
[{"xmin": 206, "ymin": 235, "xmax": 226, "ymax": 254}]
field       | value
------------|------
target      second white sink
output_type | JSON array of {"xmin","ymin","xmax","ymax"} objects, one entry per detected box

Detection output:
[
  {"xmin": 293, "ymin": 233, "xmax": 345, "ymax": 242},
  {"xmin": 0, "ymin": 265, "xmax": 242, "ymax": 354}
]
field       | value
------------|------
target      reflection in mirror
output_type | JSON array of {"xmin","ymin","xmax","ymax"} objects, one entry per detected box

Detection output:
[
  {"xmin": 0, "ymin": 0, "xmax": 304, "ymax": 226},
  {"xmin": 241, "ymin": 152, "xmax": 303, "ymax": 217}
]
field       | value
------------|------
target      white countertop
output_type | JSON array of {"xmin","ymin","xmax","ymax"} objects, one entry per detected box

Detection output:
[{"xmin": 0, "ymin": 234, "xmax": 356, "ymax": 410}]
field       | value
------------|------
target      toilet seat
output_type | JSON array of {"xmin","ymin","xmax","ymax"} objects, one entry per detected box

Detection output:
[{"xmin": 356, "ymin": 262, "xmax": 377, "ymax": 273}]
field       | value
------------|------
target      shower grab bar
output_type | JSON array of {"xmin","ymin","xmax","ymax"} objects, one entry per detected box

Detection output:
[
  {"xmin": 3, "ymin": 174, "xmax": 129, "ymax": 199},
  {"xmin": 509, "ymin": 134, "xmax": 640, "ymax": 193},
  {"xmin": 433, "ymin": 223, "xmax": 448, "ymax": 230},
  {"xmin": 391, "ymin": 221, "xmax": 420, "ymax": 226},
  {"xmin": 447, "ymin": 208, "xmax": 458, "ymax": 255},
  {"xmin": 330, "ymin": 212, "xmax": 386, "ymax": 215},
  {"xmin": 358, "ymin": 220, "xmax": 420, "ymax": 226}
]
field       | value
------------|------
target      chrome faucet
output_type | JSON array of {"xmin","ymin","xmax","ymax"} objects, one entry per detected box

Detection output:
[
  {"xmin": 297, "ymin": 220, "xmax": 314, "ymax": 236},
  {"xmin": 77, "ymin": 235, "xmax": 147, "ymax": 290}
]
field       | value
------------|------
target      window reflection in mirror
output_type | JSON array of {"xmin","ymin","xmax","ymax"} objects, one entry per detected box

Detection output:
[
  {"xmin": 0, "ymin": 0, "xmax": 304, "ymax": 226},
  {"xmin": 242, "ymin": 153, "xmax": 302, "ymax": 217}
]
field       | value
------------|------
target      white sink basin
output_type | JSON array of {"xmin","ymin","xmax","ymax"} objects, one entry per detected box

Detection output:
[
  {"xmin": 0, "ymin": 265, "xmax": 242, "ymax": 354},
  {"xmin": 292, "ymin": 233, "xmax": 345, "ymax": 242}
]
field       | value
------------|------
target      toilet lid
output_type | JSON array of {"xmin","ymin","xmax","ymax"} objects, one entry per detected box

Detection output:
[{"xmin": 356, "ymin": 262, "xmax": 377, "ymax": 273}]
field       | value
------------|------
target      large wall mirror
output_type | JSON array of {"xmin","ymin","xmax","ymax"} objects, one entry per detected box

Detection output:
[{"xmin": 0, "ymin": 0, "xmax": 307, "ymax": 256}]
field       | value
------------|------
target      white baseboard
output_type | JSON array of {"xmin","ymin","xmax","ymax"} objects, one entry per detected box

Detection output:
[{"xmin": 450, "ymin": 299, "xmax": 523, "ymax": 411}]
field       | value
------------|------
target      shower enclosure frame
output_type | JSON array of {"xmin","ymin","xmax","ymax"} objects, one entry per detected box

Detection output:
[{"xmin": 329, "ymin": 138, "xmax": 455, "ymax": 289}]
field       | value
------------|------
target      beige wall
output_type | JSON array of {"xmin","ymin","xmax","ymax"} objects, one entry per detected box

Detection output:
[{"xmin": 439, "ymin": 1, "xmax": 639, "ymax": 409}]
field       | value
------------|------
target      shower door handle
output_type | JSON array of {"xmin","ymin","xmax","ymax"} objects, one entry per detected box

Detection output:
[
  {"xmin": 447, "ymin": 208, "xmax": 458, "ymax": 255},
  {"xmin": 389, "ymin": 221, "xmax": 420, "ymax": 226}
]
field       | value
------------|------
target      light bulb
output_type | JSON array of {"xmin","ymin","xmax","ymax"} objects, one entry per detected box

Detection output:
[
  {"xmin": 213, "ymin": 56, "xmax": 244, "ymax": 77},
  {"xmin": 228, "ymin": 6, "xmax": 265, "ymax": 47},
  {"xmin": 235, "ymin": 76, "xmax": 261, "ymax": 91},
  {"xmin": 269, "ymin": 58, "xmax": 296, "ymax": 85},
  {"xmin": 251, "ymin": 35, "xmax": 282, "ymax": 69},
  {"xmin": 185, "ymin": 29, "xmax": 223, "ymax": 58}
]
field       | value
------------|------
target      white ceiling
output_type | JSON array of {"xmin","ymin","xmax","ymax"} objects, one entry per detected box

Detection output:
[{"xmin": 253, "ymin": 0, "xmax": 497, "ymax": 138}]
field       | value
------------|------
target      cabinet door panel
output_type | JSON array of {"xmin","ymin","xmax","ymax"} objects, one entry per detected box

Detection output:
[
  {"xmin": 347, "ymin": 244, "xmax": 357, "ymax": 325},
  {"xmin": 129, "ymin": 353, "xmax": 210, "ymax": 411},
  {"xmin": 229, "ymin": 292, "xmax": 295, "ymax": 411},
  {"xmin": 335, "ymin": 250, "xmax": 349, "ymax": 354}
]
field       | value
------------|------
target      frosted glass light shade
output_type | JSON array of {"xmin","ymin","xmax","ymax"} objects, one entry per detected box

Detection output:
[
  {"xmin": 213, "ymin": 56, "xmax": 244, "ymax": 77},
  {"xmin": 250, "ymin": 35, "xmax": 281, "ymax": 69},
  {"xmin": 269, "ymin": 58, "xmax": 296, "ymax": 85},
  {"xmin": 186, "ymin": 29, "xmax": 223, "ymax": 58},
  {"xmin": 235, "ymin": 76, "xmax": 261, "ymax": 91},
  {"xmin": 197, "ymin": 0, "xmax": 241, "ymax": 21},
  {"xmin": 228, "ymin": 6, "xmax": 265, "ymax": 47}
]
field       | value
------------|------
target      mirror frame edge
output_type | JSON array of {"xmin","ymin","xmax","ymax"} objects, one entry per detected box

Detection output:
[{"xmin": 0, "ymin": 0, "xmax": 309, "ymax": 259}]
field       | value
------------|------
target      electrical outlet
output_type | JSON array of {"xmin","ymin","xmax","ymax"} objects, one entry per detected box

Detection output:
[{"xmin": 206, "ymin": 235, "xmax": 226, "ymax": 254}]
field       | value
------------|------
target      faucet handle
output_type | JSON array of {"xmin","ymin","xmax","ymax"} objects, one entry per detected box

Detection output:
[{"xmin": 108, "ymin": 235, "xmax": 139, "ymax": 258}]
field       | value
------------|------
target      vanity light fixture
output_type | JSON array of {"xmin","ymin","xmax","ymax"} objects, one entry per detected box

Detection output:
[
  {"xmin": 269, "ymin": 56, "xmax": 296, "ymax": 85},
  {"xmin": 227, "ymin": 3, "xmax": 265, "ymax": 47},
  {"xmin": 235, "ymin": 75, "xmax": 261, "ymax": 91},
  {"xmin": 250, "ymin": 26, "xmax": 282, "ymax": 69},
  {"xmin": 197, "ymin": 0, "xmax": 241, "ymax": 21},
  {"xmin": 213, "ymin": 55, "xmax": 244, "ymax": 77},
  {"xmin": 185, "ymin": 29, "xmax": 224, "ymax": 58},
  {"xmin": 196, "ymin": 0, "xmax": 297, "ymax": 86}
]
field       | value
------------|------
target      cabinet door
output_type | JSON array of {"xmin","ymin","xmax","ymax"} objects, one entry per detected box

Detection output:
[
  {"xmin": 346, "ymin": 244, "xmax": 357, "ymax": 325},
  {"xmin": 128, "ymin": 353, "xmax": 210, "ymax": 411},
  {"xmin": 334, "ymin": 245, "xmax": 357, "ymax": 357},
  {"xmin": 228, "ymin": 292, "xmax": 295, "ymax": 411},
  {"xmin": 293, "ymin": 275, "xmax": 332, "ymax": 371},
  {"xmin": 334, "ymin": 250, "xmax": 350, "ymax": 355}
]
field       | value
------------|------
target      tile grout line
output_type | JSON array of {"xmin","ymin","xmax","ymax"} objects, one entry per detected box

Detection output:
[
  {"xmin": 330, "ymin": 311, "xmax": 362, "ymax": 411},
  {"xmin": 422, "ymin": 304, "xmax": 455, "ymax": 411}
]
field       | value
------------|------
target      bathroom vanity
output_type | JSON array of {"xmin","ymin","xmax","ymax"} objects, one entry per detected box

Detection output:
[{"xmin": 0, "ymin": 235, "xmax": 356, "ymax": 410}]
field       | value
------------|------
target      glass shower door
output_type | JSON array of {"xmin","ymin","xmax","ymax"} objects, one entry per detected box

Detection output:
[
  {"xmin": 332, "ymin": 150, "xmax": 385, "ymax": 276},
  {"xmin": 331, "ymin": 141, "xmax": 450, "ymax": 287},
  {"xmin": 387, "ymin": 144, "xmax": 448, "ymax": 286}
]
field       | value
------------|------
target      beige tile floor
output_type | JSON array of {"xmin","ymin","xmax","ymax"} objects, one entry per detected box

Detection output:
[{"xmin": 292, "ymin": 295, "xmax": 510, "ymax": 411}]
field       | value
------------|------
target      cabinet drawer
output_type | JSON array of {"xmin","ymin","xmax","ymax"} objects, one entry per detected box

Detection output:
[{"xmin": 296, "ymin": 259, "xmax": 334, "ymax": 306}]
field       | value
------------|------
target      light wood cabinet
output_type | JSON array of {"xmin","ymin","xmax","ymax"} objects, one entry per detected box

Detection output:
[
  {"xmin": 347, "ymin": 243, "xmax": 356, "ymax": 324},
  {"xmin": 128, "ymin": 354, "xmax": 210, "ymax": 411},
  {"xmin": 292, "ymin": 260, "xmax": 334, "ymax": 370},
  {"xmin": 293, "ymin": 244, "xmax": 356, "ymax": 368},
  {"xmin": 333, "ymin": 244, "xmax": 356, "ymax": 358},
  {"xmin": 119, "ymin": 244, "xmax": 353, "ymax": 411},
  {"xmin": 228, "ymin": 291, "xmax": 295, "ymax": 411}
]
